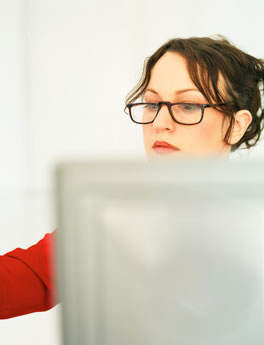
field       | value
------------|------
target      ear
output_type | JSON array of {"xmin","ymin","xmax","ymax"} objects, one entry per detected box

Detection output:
[{"xmin": 228, "ymin": 110, "xmax": 252, "ymax": 145}]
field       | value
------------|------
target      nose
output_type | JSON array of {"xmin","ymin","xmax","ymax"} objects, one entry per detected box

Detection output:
[{"xmin": 152, "ymin": 103, "xmax": 175, "ymax": 131}]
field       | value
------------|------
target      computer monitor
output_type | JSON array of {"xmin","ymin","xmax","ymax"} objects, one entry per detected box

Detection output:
[{"xmin": 55, "ymin": 157, "xmax": 264, "ymax": 345}]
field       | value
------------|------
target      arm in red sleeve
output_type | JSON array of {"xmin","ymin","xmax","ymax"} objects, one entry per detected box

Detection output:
[{"xmin": 0, "ymin": 232, "xmax": 57, "ymax": 319}]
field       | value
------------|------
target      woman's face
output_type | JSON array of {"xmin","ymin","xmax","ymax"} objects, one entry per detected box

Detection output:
[{"xmin": 142, "ymin": 52, "xmax": 231, "ymax": 158}]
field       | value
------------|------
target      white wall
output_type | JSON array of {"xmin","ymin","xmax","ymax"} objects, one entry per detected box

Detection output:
[
  {"xmin": 0, "ymin": 0, "xmax": 263, "ymax": 344},
  {"xmin": 0, "ymin": 0, "xmax": 25, "ymax": 192}
]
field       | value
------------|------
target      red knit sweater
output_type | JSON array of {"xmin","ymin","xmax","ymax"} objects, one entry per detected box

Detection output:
[{"xmin": 0, "ymin": 232, "xmax": 56, "ymax": 319}]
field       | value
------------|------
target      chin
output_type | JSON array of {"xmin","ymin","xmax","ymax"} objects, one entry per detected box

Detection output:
[{"xmin": 146, "ymin": 150, "xmax": 182, "ymax": 159}]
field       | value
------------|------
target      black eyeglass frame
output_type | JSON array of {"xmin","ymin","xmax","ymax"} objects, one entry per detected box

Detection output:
[{"xmin": 125, "ymin": 101, "xmax": 226, "ymax": 125}]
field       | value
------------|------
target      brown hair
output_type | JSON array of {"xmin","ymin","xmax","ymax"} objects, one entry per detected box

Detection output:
[{"xmin": 125, "ymin": 35, "xmax": 264, "ymax": 152}]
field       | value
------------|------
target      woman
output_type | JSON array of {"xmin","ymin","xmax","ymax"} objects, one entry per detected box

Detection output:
[{"xmin": 1, "ymin": 35, "xmax": 263, "ymax": 319}]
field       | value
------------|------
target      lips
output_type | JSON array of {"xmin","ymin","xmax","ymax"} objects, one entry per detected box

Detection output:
[{"xmin": 153, "ymin": 141, "xmax": 180, "ymax": 153}]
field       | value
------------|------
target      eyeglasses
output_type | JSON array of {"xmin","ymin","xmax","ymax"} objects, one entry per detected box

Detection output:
[{"xmin": 125, "ymin": 101, "xmax": 226, "ymax": 125}]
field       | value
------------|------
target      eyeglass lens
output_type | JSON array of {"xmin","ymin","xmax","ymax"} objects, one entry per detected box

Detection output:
[{"xmin": 130, "ymin": 103, "xmax": 202, "ymax": 124}]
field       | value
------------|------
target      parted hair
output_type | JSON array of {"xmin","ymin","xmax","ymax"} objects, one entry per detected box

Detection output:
[{"xmin": 125, "ymin": 35, "xmax": 264, "ymax": 152}]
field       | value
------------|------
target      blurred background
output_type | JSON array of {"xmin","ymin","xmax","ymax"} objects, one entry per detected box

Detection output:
[{"xmin": 0, "ymin": 0, "xmax": 263, "ymax": 344}]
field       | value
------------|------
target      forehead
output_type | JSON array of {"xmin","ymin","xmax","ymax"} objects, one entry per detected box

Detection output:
[
  {"xmin": 147, "ymin": 51, "xmax": 226, "ymax": 101},
  {"xmin": 147, "ymin": 52, "xmax": 195, "ymax": 92}
]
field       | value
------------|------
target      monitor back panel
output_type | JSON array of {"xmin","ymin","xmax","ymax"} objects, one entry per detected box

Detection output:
[{"xmin": 56, "ymin": 158, "xmax": 264, "ymax": 345}]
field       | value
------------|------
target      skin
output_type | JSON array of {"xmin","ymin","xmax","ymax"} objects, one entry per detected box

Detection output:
[{"xmin": 142, "ymin": 52, "xmax": 252, "ymax": 158}]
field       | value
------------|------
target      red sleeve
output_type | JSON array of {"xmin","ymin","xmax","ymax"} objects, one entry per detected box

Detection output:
[{"xmin": 0, "ymin": 232, "xmax": 57, "ymax": 319}]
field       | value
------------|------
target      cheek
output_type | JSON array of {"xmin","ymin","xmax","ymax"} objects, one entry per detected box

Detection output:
[
  {"xmin": 197, "ymin": 123, "xmax": 216, "ymax": 140},
  {"xmin": 181, "ymin": 122, "xmax": 223, "ymax": 153},
  {"xmin": 143, "ymin": 124, "xmax": 158, "ymax": 157},
  {"xmin": 188, "ymin": 118, "xmax": 226, "ymax": 151},
  {"xmin": 143, "ymin": 125, "xmax": 152, "ymax": 148}
]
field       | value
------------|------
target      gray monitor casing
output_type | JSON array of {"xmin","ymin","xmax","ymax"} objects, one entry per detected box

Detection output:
[{"xmin": 56, "ymin": 158, "xmax": 264, "ymax": 345}]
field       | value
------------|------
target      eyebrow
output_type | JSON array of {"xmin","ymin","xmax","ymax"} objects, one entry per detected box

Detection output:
[{"xmin": 144, "ymin": 88, "xmax": 201, "ymax": 96}]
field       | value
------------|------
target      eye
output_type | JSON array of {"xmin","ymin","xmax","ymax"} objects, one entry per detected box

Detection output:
[
  {"xmin": 179, "ymin": 103, "xmax": 201, "ymax": 112},
  {"xmin": 144, "ymin": 103, "xmax": 159, "ymax": 111}
]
